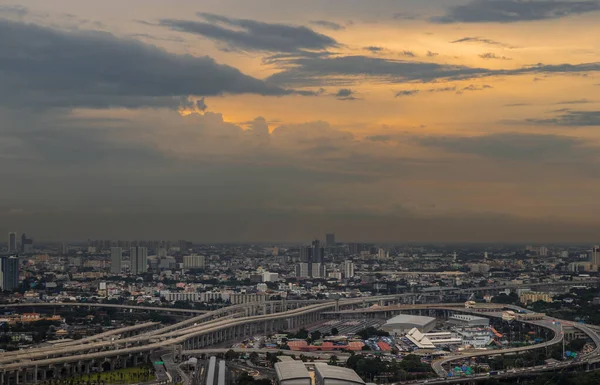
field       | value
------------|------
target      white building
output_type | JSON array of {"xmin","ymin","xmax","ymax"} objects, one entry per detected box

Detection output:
[
  {"xmin": 470, "ymin": 263, "xmax": 490, "ymax": 274},
  {"xmin": 263, "ymin": 272, "xmax": 279, "ymax": 282},
  {"xmin": 342, "ymin": 260, "xmax": 355, "ymax": 278},
  {"xmin": 184, "ymin": 255, "xmax": 206, "ymax": 269}
]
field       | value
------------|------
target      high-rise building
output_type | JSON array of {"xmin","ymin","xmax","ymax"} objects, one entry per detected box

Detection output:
[
  {"xmin": 591, "ymin": 246, "xmax": 600, "ymax": 269},
  {"xmin": 312, "ymin": 240, "xmax": 324, "ymax": 263},
  {"xmin": 0, "ymin": 256, "xmax": 20, "ymax": 292},
  {"xmin": 130, "ymin": 247, "xmax": 148, "ymax": 275},
  {"xmin": 20, "ymin": 233, "xmax": 33, "ymax": 254},
  {"xmin": 325, "ymin": 233, "xmax": 335, "ymax": 248},
  {"xmin": 111, "ymin": 247, "xmax": 123, "ymax": 274},
  {"xmin": 8, "ymin": 232, "xmax": 16, "ymax": 253},
  {"xmin": 59, "ymin": 243, "xmax": 68, "ymax": 255},
  {"xmin": 342, "ymin": 260, "xmax": 355, "ymax": 278},
  {"xmin": 300, "ymin": 245, "xmax": 312, "ymax": 262},
  {"xmin": 378, "ymin": 248, "xmax": 389, "ymax": 260},
  {"xmin": 183, "ymin": 255, "xmax": 206, "ymax": 269},
  {"xmin": 296, "ymin": 263, "xmax": 310, "ymax": 278}
]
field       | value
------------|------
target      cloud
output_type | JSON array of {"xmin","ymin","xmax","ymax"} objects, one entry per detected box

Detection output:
[
  {"xmin": 459, "ymin": 84, "xmax": 493, "ymax": 93},
  {"xmin": 0, "ymin": 19, "xmax": 290, "ymax": 110},
  {"xmin": 522, "ymin": 110, "xmax": 600, "ymax": 126},
  {"xmin": 434, "ymin": 0, "xmax": 600, "ymax": 23},
  {"xmin": 451, "ymin": 36, "xmax": 517, "ymax": 48},
  {"xmin": 479, "ymin": 52, "xmax": 512, "ymax": 60},
  {"xmin": 393, "ymin": 12, "xmax": 418, "ymax": 20},
  {"xmin": 309, "ymin": 20, "xmax": 345, "ymax": 31},
  {"xmin": 555, "ymin": 99, "xmax": 594, "ymax": 105},
  {"xmin": 417, "ymin": 132, "xmax": 587, "ymax": 161},
  {"xmin": 365, "ymin": 135, "xmax": 393, "ymax": 142},
  {"xmin": 159, "ymin": 13, "xmax": 338, "ymax": 53},
  {"xmin": 0, "ymin": 4, "xmax": 28, "ymax": 18},
  {"xmin": 401, "ymin": 50, "xmax": 417, "ymax": 57},
  {"xmin": 395, "ymin": 90, "xmax": 420, "ymax": 97},
  {"xmin": 365, "ymin": 46, "xmax": 384, "ymax": 53},
  {"xmin": 334, "ymin": 88, "xmax": 358, "ymax": 100},
  {"xmin": 427, "ymin": 51, "xmax": 439, "ymax": 57},
  {"xmin": 266, "ymin": 54, "xmax": 600, "ymax": 87}
]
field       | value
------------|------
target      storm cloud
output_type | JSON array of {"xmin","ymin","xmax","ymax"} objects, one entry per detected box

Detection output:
[
  {"xmin": 266, "ymin": 54, "xmax": 600, "ymax": 86},
  {"xmin": 0, "ymin": 19, "xmax": 289, "ymax": 110},
  {"xmin": 159, "ymin": 13, "xmax": 338, "ymax": 53},
  {"xmin": 434, "ymin": 0, "xmax": 600, "ymax": 23},
  {"xmin": 523, "ymin": 110, "xmax": 600, "ymax": 126}
]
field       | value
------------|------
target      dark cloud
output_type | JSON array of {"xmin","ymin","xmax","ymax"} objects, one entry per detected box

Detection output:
[
  {"xmin": 0, "ymin": 19, "xmax": 290, "ymax": 110},
  {"xmin": 393, "ymin": 12, "xmax": 418, "ymax": 20},
  {"xmin": 417, "ymin": 132, "xmax": 587, "ymax": 161},
  {"xmin": 401, "ymin": 50, "xmax": 417, "ymax": 57},
  {"xmin": 451, "ymin": 36, "xmax": 517, "ymax": 48},
  {"xmin": 334, "ymin": 88, "xmax": 358, "ymax": 100},
  {"xmin": 479, "ymin": 52, "xmax": 512, "ymax": 60},
  {"xmin": 159, "ymin": 13, "xmax": 338, "ymax": 53},
  {"xmin": 434, "ymin": 0, "xmax": 600, "ymax": 23},
  {"xmin": 427, "ymin": 51, "xmax": 439, "ymax": 57},
  {"xmin": 266, "ymin": 54, "xmax": 600, "ymax": 87},
  {"xmin": 428, "ymin": 86, "xmax": 458, "ymax": 93},
  {"xmin": 395, "ymin": 90, "xmax": 420, "ymax": 97},
  {"xmin": 459, "ymin": 84, "xmax": 493, "ymax": 93},
  {"xmin": 364, "ymin": 46, "xmax": 384, "ymax": 53},
  {"xmin": 365, "ymin": 135, "xmax": 393, "ymax": 142},
  {"xmin": 522, "ymin": 110, "xmax": 600, "ymax": 126},
  {"xmin": 309, "ymin": 20, "xmax": 345, "ymax": 31},
  {"xmin": 0, "ymin": 4, "xmax": 28, "ymax": 18},
  {"xmin": 555, "ymin": 99, "xmax": 594, "ymax": 105}
]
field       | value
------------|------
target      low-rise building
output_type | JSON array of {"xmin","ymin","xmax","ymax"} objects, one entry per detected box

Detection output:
[{"xmin": 448, "ymin": 314, "xmax": 490, "ymax": 327}]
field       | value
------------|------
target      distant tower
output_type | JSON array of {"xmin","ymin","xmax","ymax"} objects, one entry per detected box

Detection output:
[
  {"xmin": 484, "ymin": 252, "xmax": 488, "ymax": 261},
  {"xmin": 111, "ymin": 247, "xmax": 123, "ymax": 274},
  {"xmin": 453, "ymin": 252, "xmax": 457, "ymax": 263},
  {"xmin": 130, "ymin": 247, "xmax": 148, "ymax": 275},
  {"xmin": 0, "ymin": 256, "xmax": 20, "ymax": 291},
  {"xmin": 7, "ymin": 233, "xmax": 16, "ymax": 253},
  {"xmin": 326, "ymin": 233, "xmax": 336, "ymax": 248}
]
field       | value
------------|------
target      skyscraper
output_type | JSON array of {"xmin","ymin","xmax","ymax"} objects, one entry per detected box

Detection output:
[
  {"xmin": 0, "ymin": 256, "xmax": 20, "ymax": 292},
  {"xmin": 20, "ymin": 233, "xmax": 33, "ymax": 253},
  {"xmin": 325, "ymin": 233, "xmax": 335, "ymax": 248},
  {"xmin": 8, "ymin": 232, "xmax": 16, "ymax": 253},
  {"xmin": 111, "ymin": 247, "xmax": 123, "ymax": 274},
  {"xmin": 312, "ymin": 240, "xmax": 324, "ymax": 263},
  {"xmin": 342, "ymin": 260, "xmax": 355, "ymax": 278},
  {"xmin": 591, "ymin": 246, "xmax": 600, "ymax": 269},
  {"xmin": 130, "ymin": 247, "xmax": 148, "ymax": 275}
]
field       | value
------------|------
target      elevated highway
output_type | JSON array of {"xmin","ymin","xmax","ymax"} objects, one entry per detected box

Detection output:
[{"xmin": 1, "ymin": 280, "xmax": 599, "ymax": 384}]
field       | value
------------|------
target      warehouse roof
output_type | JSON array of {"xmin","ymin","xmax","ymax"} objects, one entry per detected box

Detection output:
[
  {"xmin": 275, "ymin": 361, "xmax": 310, "ymax": 382},
  {"xmin": 315, "ymin": 364, "xmax": 365, "ymax": 385},
  {"xmin": 384, "ymin": 314, "xmax": 436, "ymax": 326}
]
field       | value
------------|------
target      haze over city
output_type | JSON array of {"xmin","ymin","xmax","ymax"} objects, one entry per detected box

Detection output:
[{"xmin": 2, "ymin": 0, "xmax": 600, "ymax": 242}]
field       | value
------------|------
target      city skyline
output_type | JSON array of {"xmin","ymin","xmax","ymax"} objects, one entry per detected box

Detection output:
[{"xmin": 2, "ymin": 1, "xmax": 600, "ymax": 242}]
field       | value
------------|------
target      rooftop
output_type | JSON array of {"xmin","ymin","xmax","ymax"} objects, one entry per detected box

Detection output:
[
  {"xmin": 275, "ymin": 361, "xmax": 310, "ymax": 382},
  {"xmin": 315, "ymin": 364, "xmax": 365, "ymax": 385},
  {"xmin": 385, "ymin": 314, "xmax": 436, "ymax": 326}
]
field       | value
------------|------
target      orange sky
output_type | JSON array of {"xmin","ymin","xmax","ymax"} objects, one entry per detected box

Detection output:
[{"xmin": 1, "ymin": 0, "xmax": 600, "ymax": 241}]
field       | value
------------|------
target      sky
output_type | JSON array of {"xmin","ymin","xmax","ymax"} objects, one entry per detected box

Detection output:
[{"xmin": 1, "ymin": 0, "xmax": 600, "ymax": 243}]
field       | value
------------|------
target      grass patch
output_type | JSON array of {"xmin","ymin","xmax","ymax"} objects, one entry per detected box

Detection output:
[{"xmin": 74, "ymin": 367, "xmax": 155, "ymax": 385}]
